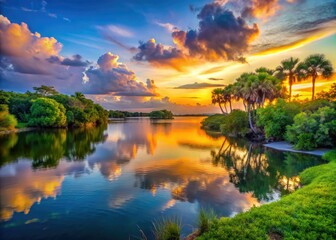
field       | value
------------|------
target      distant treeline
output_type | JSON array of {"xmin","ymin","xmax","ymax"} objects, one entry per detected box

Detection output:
[
  {"xmin": 0, "ymin": 85, "xmax": 108, "ymax": 129},
  {"xmin": 109, "ymin": 109, "xmax": 174, "ymax": 119},
  {"xmin": 108, "ymin": 110, "xmax": 150, "ymax": 118}
]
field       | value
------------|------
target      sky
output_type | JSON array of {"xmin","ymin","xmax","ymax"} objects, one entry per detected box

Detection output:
[{"xmin": 0, "ymin": 0, "xmax": 335, "ymax": 114}]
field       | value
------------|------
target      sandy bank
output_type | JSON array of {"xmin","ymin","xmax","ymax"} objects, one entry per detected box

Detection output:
[{"xmin": 264, "ymin": 141, "xmax": 330, "ymax": 156}]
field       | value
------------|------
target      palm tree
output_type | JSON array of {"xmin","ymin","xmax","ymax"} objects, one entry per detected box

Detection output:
[
  {"xmin": 234, "ymin": 71, "xmax": 282, "ymax": 134},
  {"xmin": 211, "ymin": 88, "xmax": 225, "ymax": 114},
  {"xmin": 275, "ymin": 57, "xmax": 300, "ymax": 101},
  {"xmin": 223, "ymin": 84, "xmax": 234, "ymax": 112},
  {"xmin": 301, "ymin": 54, "xmax": 334, "ymax": 100}
]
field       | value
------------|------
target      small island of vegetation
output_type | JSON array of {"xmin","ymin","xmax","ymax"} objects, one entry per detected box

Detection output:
[{"xmin": 149, "ymin": 109, "xmax": 174, "ymax": 119}]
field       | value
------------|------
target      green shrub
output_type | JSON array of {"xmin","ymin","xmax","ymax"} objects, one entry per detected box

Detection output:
[
  {"xmin": 152, "ymin": 217, "xmax": 181, "ymax": 240},
  {"xmin": 0, "ymin": 104, "xmax": 18, "ymax": 131},
  {"xmin": 201, "ymin": 114, "xmax": 227, "ymax": 131},
  {"xmin": 286, "ymin": 106, "xmax": 336, "ymax": 150},
  {"xmin": 302, "ymin": 99, "xmax": 331, "ymax": 112},
  {"xmin": 149, "ymin": 110, "xmax": 174, "ymax": 119},
  {"xmin": 220, "ymin": 110, "xmax": 249, "ymax": 137},
  {"xmin": 28, "ymin": 98, "xmax": 67, "ymax": 128},
  {"xmin": 198, "ymin": 208, "xmax": 217, "ymax": 234},
  {"xmin": 257, "ymin": 99, "xmax": 300, "ymax": 140},
  {"xmin": 322, "ymin": 150, "xmax": 336, "ymax": 162}
]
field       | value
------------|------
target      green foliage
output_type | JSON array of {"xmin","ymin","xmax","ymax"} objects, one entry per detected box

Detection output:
[
  {"xmin": 152, "ymin": 217, "xmax": 181, "ymax": 240},
  {"xmin": 149, "ymin": 110, "xmax": 173, "ymax": 119},
  {"xmin": 257, "ymin": 99, "xmax": 301, "ymax": 140},
  {"xmin": 302, "ymin": 99, "xmax": 331, "ymax": 112},
  {"xmin": 0, "ymin": 104, "xmax": 17, "ymax": 131},
  {"xmin": 2, "ymin": 87, "xmax": 109, "ymax": 128},
  {"xmin": 322, "ymin": 150, "xmax": 336, "ymax": 162},
  {"xmin": 198, "ymin": 208, "xmax": 217, "ymax": 234},
  {"xmin": 33, "ymin": 85, "xmax": 59, "ymax": 96},
  {"xmin": 197, "ymin": 156, "xmax": 336, "ymax": 240},
  {"xmin": 316, "ymin": 83, "xmax": 336, "ymax": 101},
  {"xmin": 201, "ymin": 114, "xmax": 226, "ymax": 131},
  {"xmin": 220, "ymin": 110, "xmax": 249, "ymax": 137},
  {"xmin": 286, "ymin": 106, "xmax": 336, "ymax": 150},
  {"xmin": 28, "ymin": 98, "xmax": 67, "ymax": 128}
]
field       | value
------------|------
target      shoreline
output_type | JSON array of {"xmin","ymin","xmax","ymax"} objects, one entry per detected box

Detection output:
[
  {"xmin": 0, "ymin": 127, "xmax": 36, "ymax": 136},
  {"xmin": 264, "ymin": 141, "xmax": 330, "ymax": 156}
]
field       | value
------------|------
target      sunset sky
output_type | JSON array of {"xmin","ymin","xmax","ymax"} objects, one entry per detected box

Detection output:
[{"xmin": 1, "ymin": 0, "xmax": 335, "ymax": 114}]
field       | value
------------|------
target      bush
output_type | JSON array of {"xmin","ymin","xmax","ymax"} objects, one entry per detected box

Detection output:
[
  {"xmin": 220, "ymin": 110, "xmax": 249, "ymax": 137},
  {"xmin": 257, "ymin": 99, "xmax": 301, "ymax": 140},
  {"xmin": 149, "ymin": 110, "xmax": 173, "ymax": 119},
  {"xmin": 28, "ymin": 98, "xmax": 67, "ymax": 127},
  {"xmin": 0, "ymin": 104, "xmax": 17, "ymax": 131},
  {"xmin": 201, "ymin": 114, "xmax": 227, "ymax": 131},
  {"xmin": 286, "ymin": 106, "xmax": 336, "ymax": 150}
]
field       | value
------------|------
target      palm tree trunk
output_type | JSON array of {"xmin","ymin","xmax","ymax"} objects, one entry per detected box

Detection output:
[
  {"xmin": 243, "ymin": 101, "xmax": 247, "ymax": 111},
  {"xmin": 229, "ymin": 100, "xmax": 232, "ymax": 112},
  {"xmin": 224, "ymin": 103, "xmax": 228, "ymax": 113},
  {"xmin": 218, "ymin": 103, "xmax": 225, "ymax": 114},
  {"xmin": 289, "ymin": 78, "xmax": 292, "ymax": 102},
  {"xmin": 248, "ymin": 103, "xmax": 257, "ymax": 134},
  {"xmin": 312, "ymin": 75, "xmax": 316, "ymax": 100}
]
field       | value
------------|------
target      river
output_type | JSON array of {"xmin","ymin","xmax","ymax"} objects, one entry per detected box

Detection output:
[{"xmin": 0, "ymin": 117, "xmax": 324, "ymax": 239}]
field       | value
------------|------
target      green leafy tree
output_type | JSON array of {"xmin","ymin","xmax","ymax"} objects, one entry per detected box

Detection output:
[
  {"xmin": 0, "ymin": 104, "xmax": 17, "ymax": 131},
  {"xmin": 257, "ymin": 99, "xmax": 301, "ymax": 140},
  {"xmin": 286, "ymin": 106, "xmax": 336, "ymax": 150},
  {"xmin": 28, "ymin": 98, "xmax": 67, "ymax": 127},
  {"xmin": 33, "ymin": 85, "xmax": 59, "ymax": 96},
  {"xmin": 220, "ymin": 110, "xmax": 249, "ymax": 137}
]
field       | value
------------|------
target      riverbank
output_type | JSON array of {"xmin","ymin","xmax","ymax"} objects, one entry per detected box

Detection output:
[
  {"xmin": 264, "ymin": 141, "xmax": 330, "ymax": 156},
  {"xmin": 0, "ymin": 127, "xmax": 36, "ymax": 136},
  {"xmin": 195, "ymin": 150, "xmax": 336, "ymax": 240}
]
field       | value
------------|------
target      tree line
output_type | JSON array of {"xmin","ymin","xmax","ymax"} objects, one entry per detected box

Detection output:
[
  {"xmin": 0, "ymin": 85, "xmax": 109, "ymax": 129},
  {"xmin": 207, "ymin": 53, "xmax": 335, "ymax": 150}
]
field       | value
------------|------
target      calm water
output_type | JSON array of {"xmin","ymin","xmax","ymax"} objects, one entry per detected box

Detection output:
[{"xmin": 0, "ymin": 117, "xmax": 324, "ymax": 240}]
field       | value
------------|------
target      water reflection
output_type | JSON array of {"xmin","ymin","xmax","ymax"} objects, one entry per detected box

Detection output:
[
  {"xmin": 211, "ymin": 138, "xmax": 324, "ymax": 200},
  {"xmin": 0, "ymin": 117, "xmax": 325, "ymax": 239},
  {"xmin": 0, "ymin": 125, "xmax": 107, "ymax": 169}
]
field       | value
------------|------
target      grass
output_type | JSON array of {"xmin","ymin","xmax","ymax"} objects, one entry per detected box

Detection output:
[
  {"xmin": 198, "ymin": 208, "xmax": 217, "ymax": 234},
  {"xmin": 152, "ymin": 217, "xmax": 181, "ymax": 240},
  {"xmin": 197, "ymin": 150, "xmax": 336, "ymax": 240}
]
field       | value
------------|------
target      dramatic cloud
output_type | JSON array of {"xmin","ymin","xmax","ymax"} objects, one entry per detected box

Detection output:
[
  {"xmin": 0, "ymin": 15, "xmax": 63, "ymax": 75},
  {"xmin": 174, "ymin": 82, "xmax": 225, "ymax": 89},
  {"xmin": 133, "ymin": 38, "xmax": 184, "ymax": 63},
  {"xmin": 83, "ymin": 52, "xmax": 158, "ymax": 96},
  {"xmin": 47, "ymin": 54, "xmax": 90, "ymax": 67},
  {"xmin": 0, "ymin": 16, "xmax": 158, "ymax": 98},
  {"xmin": 241, "ymin": 0, "xmax": 280, "ymax": 19},
  {"xmin": 133, "ymin": 1, "xmax": 259, "ymax": 68}
]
